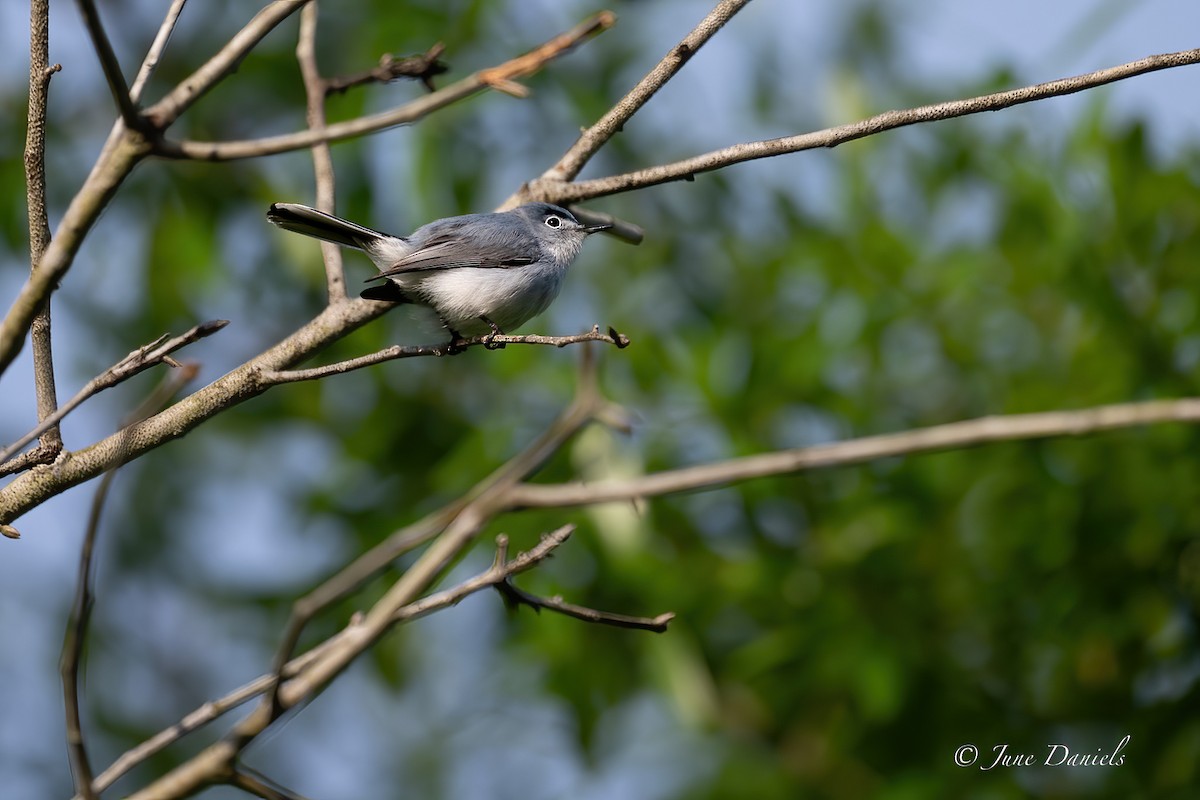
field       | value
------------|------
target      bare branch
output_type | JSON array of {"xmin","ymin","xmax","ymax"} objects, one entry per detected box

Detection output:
[
  {"xmin": 392, "ymin": 527, "xmax": 578, "ymax": 623},
  {"xmin": 0, "ymin": 320, "xmax": 228, "ymax": 473},
  {"xmin": 144, "ymin": 0, "xmax": 310, "ymax": 129},
  {"xmin": 535, "ymin": 0, "xmax": 752, "ymax": 188},
  {"xmin": 83, "ymin": 633, "xmax": 335, "ymax": 797},
  {"xmin": 296, "ymin": 3, "xmax": 345, "ymax": 302},
  {"xmin": 496, "ymin": 579, "xmax": 675, "ymax": 632},
  {"xmin": 129, "ymin": 0, "xmax": 188, "ymax": 103},
  {"xmin": 261, "ymin": 351, "xmax": 609, "ymax": 705},
  {"xmin": 256, "ymin": 325, "xmax": 630, "ymax": 385},
  {"xmin": 61, "ymin": 486, "xmax": 103, "ymax": 800},
  {"xmin": 76, "ymin": 0, "xmax": 144, "ymax": 132},
  {"xmin": 25, "ymin": 0, "xmax": 63, "ymax": 461},
  {"xmin": 493, "ymin": 535, "xmax": 673, "ymax": 632},
  {"xmin": 0, "ymin": 300, "xmax": 386, "ymax": 527},
  {"xmin": 536, "ymin": 47, "xmax": 1200, "ymax": 204},
  {"xmin": 0, "ymin": 129, "xmax": 149, "ymax": 381},
  {"xmin": 229, "ymin": 768, "xmax": 313, "ymax": 800},
  {"xmin": 323, "ymin": 43, "xmax": 448, "ymax": 95},
  {"xmin": 116, "ymin": 527, "xmax": 574, "ymax": 800},
  {"xmin": 156, "ymin": 11, "xmax": 615, "ymax": 161},
  {"xmin": 508, "ymin": 398, "xmax": 1200, "ymax": 509}
]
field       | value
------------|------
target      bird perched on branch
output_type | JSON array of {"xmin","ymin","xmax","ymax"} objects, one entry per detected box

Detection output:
[{"xmin": 268, "ymin": 202, "xmax": 610, "ymax": 350}]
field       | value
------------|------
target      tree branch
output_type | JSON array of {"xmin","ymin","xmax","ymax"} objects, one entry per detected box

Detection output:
[
  {"xmin": 143, "ymin": 0, "xmax": 310, "ymax": 129},
  {"xmin": 256, "ymin": 325, "xmax": 630, "ymax": 385},
  {"xmin": 0, "ymin": 127, "xmax": 149, "ymax": 381},
  {"xmin": 76, "ymin": 0, "xmax": 144, "ymax": 133},
  {"xmin": 129, "ymin": 0, "xmax": 189, "ymax": 104},
  {"xmin": 82, "ymin": 635, "xmax": 335, "ymax": 798},
  {"xmin": 508, "ymin": 398, "xmax": 1200, "ymax": 509},
  {"xmin": 261, "ymin": 351, "xmax": 609, "ymax": 723},
  {"xmin": 116, "ymin": 527, "xmax": 575, "ymax": 800},
  {"xmin": 495, "ymin": 578, "xmax": 675, "ymax": 632},
  {"xmin": 534, "ymin": 47, "xmax": 1200, "ymax": 204},
  {"xmin": 155, "ymin": 11, "xmax": 615, "ymax": 161},
  {"xmin": 0, "ymin": 320, "xmax": 228, "ymax": 474},
  {"xmin": 0, "ymin": 10, "xmax": 616, "ymax": 521},
  {"xmin": 229, "ymin": 768, "xmax": 312, "ymax": 800},
  {"xmin": 25, "ymin": 0, "xmax": 63, "ymax": 464},
  {"xmin": 323, "ymin": 43, "xmax": 447, "ymax": 95},
  {"xmin": 295, "ymin": 2, "xmax": 345, "ymax": 302},
  {"xmin": 0, "ymin": 301, "xmax": 385, "ymax": 529},
  {"xmin": 535, "ymin": 0, "xmax": 751, "ymax": 188},
  {"xmin": 492, "ymin": 535, "xmax": 673, "ymax": 632}
]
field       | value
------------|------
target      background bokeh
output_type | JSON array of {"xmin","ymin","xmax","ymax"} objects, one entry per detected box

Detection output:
[{"xmin": 2, "ymin": 1, "xmax": 1200, "ymax": 797}]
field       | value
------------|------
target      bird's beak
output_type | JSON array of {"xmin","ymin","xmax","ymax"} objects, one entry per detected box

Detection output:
[{"xmin": 583, "ymin": 222, "xmax": 613, "ymax": 235}]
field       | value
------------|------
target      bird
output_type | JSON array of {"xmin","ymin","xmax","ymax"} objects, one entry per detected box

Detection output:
[{"xmin": 267, "ymin": 202, "xmax": 610, "ymax": 348}]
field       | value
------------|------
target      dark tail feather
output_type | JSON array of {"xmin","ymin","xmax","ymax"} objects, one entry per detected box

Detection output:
[
  {"xmin": 267, "ymin": 203, "xmax": 389, "ymax": 251},
  {"xmin": 360, "ymin": 282, "xmax": 410, "ymax": 304}
]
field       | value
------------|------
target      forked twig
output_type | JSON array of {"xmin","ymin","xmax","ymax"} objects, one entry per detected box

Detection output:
[
  {"xmin": 323, "ymin": 43, "xmax": 448, "ymax": 94},
  {"xmin": 492, "ymin": 535, "xmax": 673, "ymax": 632},
  {"xmin": 538, "ymin": 0, "xmax": 751, "ymax": 186}
]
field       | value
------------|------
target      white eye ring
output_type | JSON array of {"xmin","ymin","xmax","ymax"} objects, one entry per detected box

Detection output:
[{"xmin": 544, "ymin": 215, "xmax": 562, "ymax": 228}]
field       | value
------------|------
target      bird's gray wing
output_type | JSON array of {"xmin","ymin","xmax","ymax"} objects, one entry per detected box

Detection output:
[{"xmin": 365, "ymin": 226, "xmax": 538, "ymax": 282}]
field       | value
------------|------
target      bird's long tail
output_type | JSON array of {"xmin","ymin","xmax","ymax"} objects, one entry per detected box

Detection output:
[{"xmin": 267, "ymin": 203, "xmax": 390, "ymax": 250}]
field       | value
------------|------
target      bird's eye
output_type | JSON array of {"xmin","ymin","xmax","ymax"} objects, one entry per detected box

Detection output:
[{"xmin": 544, "ymin": 215, "xmax": 561, "ymax": 228}]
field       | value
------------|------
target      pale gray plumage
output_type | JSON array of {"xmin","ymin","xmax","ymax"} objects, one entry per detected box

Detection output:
[{"xmin": 267, "ymin": 202, "xmax": 609, "ymax": 340}]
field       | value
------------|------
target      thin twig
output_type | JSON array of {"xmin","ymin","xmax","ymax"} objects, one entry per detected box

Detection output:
[
  {"xmin": 156, "ymin": 11, "xmax": 615, "ymax": 161},
  {"xmin": 76, "ymin": 0, "xmax": 144, "ymax": 133},
  {"xmin": 535, "ymin": 47, "xmax": 1200, "ymax": 204},
  {"xmin": 60, "ymin": 364, "xmax": 200, "ymax": 800},
  {"xmin": 538, "ymin": 0, "xmax": 750, "ymax": 186},
  {"xmin": 508, "ymin": 397, "xmax": 1200, "ymax": 509},
  {"xmin": 230, "ymin": 767, "xmax": 313, "ymax": 800},
  {"xmin": 390, "ymin": 527, "xmax": 577, "ymax": 623},
  {"xmin": 476, "ymin": 10, "xmax": 617, "ymax": 97},
  {"xmin": 129, "ymin": 0, "xmax": 188, "ymax": 103},
  {"xmin": 257, "ymin": 325, "xmax": 629, "ymax": 385},
  {"xmin": 296, "ymin": 2, "xmax": 346, "ymax": 302},
  {"xmin": 144, "ymin": 0, "xmax": 310, "ymax": 129},
  {"xmin": 492, "ymin": 534, "xmax": 672, "ymax": 632},
  {"xmin": 323, "ymin": 43, "xmax": 447, "ymax": 95},
  {"xmin": 495, "ymin": 580, "xmax": 674, "ymax": 632},
  {"xmin": 0, "ymin": 320, "xmax": 228, "ymax": 473},
  {"xmin": 25, "ymin": 0, "xmax": 63, "ymax": 463}
]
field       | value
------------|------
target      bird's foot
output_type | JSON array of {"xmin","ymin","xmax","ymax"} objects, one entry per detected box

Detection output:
[{"xmin": 481, "ymin": 317, "xmax": 506, "ymax": 350}]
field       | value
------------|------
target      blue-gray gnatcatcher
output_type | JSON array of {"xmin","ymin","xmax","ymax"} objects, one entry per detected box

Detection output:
[{"xmin": 267, "ymin": 202, "xmax": 610, "ymax": 346}]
